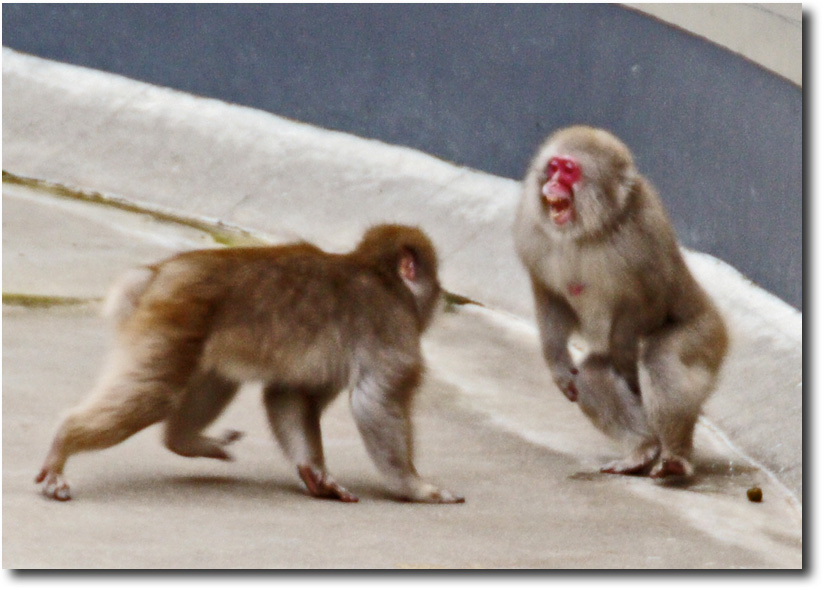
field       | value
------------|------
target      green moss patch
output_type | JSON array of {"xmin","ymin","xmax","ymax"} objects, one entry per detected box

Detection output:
[
  {"xmin": 2, "ymin": 171, "xmax": 266, "ymax": 247},
  {"xmin": 442, "ymin": 290, "xmax": 481, "ymax": 313},
  {"xmin": 2, "ymin": 293, "xmax": 99, "ymax": 308}
]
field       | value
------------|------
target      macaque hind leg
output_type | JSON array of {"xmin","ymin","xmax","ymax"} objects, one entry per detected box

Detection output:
[
  {"xmin": 36, "ymin": 356, "xmax": 177, "ymax": 500},
  {"xmin": 574, "ymin": 355, "xmax": 659, "ymax": 475},
  {"xmin": 164, "ymin": 370, "xmax": 241, "ymax": 460},
  {"xmin": 263, "ymin": 383, "xmax": 358, "ymax": 502},
  {"xmin": 642, "ymin": 322, "xmax": 721, "ymax": 480}
]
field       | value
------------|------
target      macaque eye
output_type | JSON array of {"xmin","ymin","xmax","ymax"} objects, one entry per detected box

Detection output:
[
  {"xmin": 563, "ymin": 160, "xmax": 576, "ymax": 173},
  {"xmin": 546, "ymin": 161, "xmax": 559, "ymax": 176}
]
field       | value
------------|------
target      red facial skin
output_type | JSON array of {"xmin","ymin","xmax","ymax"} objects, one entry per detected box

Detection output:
[{"xmin": 542, "ymin": 156, "xmax": 581, "ymax": 226}]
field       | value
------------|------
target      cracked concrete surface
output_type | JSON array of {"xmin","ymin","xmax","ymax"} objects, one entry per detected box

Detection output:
[{"xmin": 2, "ymin": 49, "xmax": 802, "ymax": 568}]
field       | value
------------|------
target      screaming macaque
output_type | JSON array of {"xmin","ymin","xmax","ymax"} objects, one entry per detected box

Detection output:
[
  {"xmin": 36, "ymin": 224, "xmax": 463, "ymax": 504},
  {"xmin": 513, "ymin": 125, "xmax": 728, "ymax": 479}
]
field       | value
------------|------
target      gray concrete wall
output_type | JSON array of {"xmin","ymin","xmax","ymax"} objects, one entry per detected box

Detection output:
[{"xmin": 626, "ymin": 3, "xmax": 802, "ymax": 85}]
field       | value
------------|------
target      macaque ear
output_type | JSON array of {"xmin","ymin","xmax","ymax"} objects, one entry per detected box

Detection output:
[{"xmin": 399, "ymin": 248, "xmax": 418, "ymax": 282}]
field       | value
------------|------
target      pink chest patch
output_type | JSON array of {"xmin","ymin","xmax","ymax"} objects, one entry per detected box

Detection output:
[{"xmin": 567, "ymin": 282, "xmax": 586, "ymax": 297}]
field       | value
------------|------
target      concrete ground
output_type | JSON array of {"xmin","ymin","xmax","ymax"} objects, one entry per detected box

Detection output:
[{"xmin": 2, "ymin": 49, "xmax": 802, "ymax": 569}]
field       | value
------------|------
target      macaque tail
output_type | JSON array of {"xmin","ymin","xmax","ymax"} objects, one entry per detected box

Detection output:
[{"xmin": 101, "ymin": 266, "xmax": 156, "ymax": 324}]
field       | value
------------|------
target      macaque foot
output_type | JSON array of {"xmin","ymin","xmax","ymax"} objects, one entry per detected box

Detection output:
[
  {"xmin": 298, "ymin": 464, "xmax": 359, "ymax": 502},
  {"xmin": 35, "ymin": 469, "xmax": 71, "ymax": 501},
  {"xmin": 219, "ymin": 429, "xmax": 244, "ymax": 446},
  {"xmin": 403, "ymin": 481, "xmax": 465, "ymax": 504},
  {"xmin": 165, "ymin": 429, "xmax": 244, "ymax": 461},
  {"xmin": 600, "ymin": 443, "xmax": 659, "ymax": 476},
  {"xmin": 600, "ymin": 458, "xmax": 651, "ymax": 476},
  {"xmin": 649, "ymin": 457, "xmax": 693, "ymax": 479},
  {"xmin": 211, "ymin": 429, "xmax": 244, "ymax": 461}
]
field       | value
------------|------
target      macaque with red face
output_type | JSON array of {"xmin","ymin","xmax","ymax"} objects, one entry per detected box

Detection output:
[
  {"xmin": 36, "ymin": 224, "xmax": 464, "ymax": 504},
  {"xmin": 513, "ymin": 126, "xmax": 728, "ymax": 479}
]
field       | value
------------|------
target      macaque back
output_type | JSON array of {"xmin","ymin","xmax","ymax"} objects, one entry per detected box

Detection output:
[{"xmin": 138, "ymin": 245, "xmax": 421, "ymax": 387}]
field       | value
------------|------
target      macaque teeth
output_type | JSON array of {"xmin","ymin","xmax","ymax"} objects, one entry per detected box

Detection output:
[
  {"xmin": 551, "ymin": 206, "xmax": 574, "ymax": 226},
  {"xmin": 544, "ymin": 193, "xmax": 574, "ymax": 225}
]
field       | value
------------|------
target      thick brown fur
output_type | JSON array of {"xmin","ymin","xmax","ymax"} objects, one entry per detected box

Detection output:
[
  {"xmin": 513, "ymin": 126, "xmax": 728, "ymax": 479},
  {"xmin": 36, "ymin": 224, "xmax": 463, "ymax": 503}
]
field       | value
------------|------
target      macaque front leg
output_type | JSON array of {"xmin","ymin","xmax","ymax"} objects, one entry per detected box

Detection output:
[
  {"xmin": 350, "ymin": 372, "xmax": 464, "ymax": 504},
  {"xmin": 263, "ymin": 384, "xmax": 358, "ymax": 502},
  {"xmin": 532, "ymin": 281, "xmax": 579, "ymax": 401}
]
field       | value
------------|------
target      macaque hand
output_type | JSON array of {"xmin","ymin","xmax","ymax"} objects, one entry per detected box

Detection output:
[
  {"xmin": 403, "ymin": 481, "xmax": 465, "ymax": 504},
  {"xmin": 552, "ymin": 365, "xmax": 579, "ymax": 402},
  {"xmin": 218, "ymin": 429, "xmax": 244, "ymax": 459}
]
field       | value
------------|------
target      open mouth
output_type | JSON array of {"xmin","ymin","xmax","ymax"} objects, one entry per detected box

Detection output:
[{"xmin": 545, "ymin": 194, "xmax": 574, "ymax": 226}]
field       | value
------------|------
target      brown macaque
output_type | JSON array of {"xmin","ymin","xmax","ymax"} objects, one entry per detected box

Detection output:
[
  {"xmin": 36, "ymin": 224, "xmax": 463, "ymax": 504},
  {"xmin": 513, "ymin": 126, "xmax": 728, "ymax": 479}
]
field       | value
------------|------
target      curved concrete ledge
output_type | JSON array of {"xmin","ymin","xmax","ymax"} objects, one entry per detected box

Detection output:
[{"xmin": 3, "ymin": 44, "xmax": 802, "ymax": 544}]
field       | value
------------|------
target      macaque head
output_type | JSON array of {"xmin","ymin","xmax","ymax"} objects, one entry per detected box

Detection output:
[
  {"xmin": 354, "ymin": 224, "xmax": 441, "ymax": 329},
  {"xmin": 527, "ymin": 126, "xmax": 639, "ymax": 239}
]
